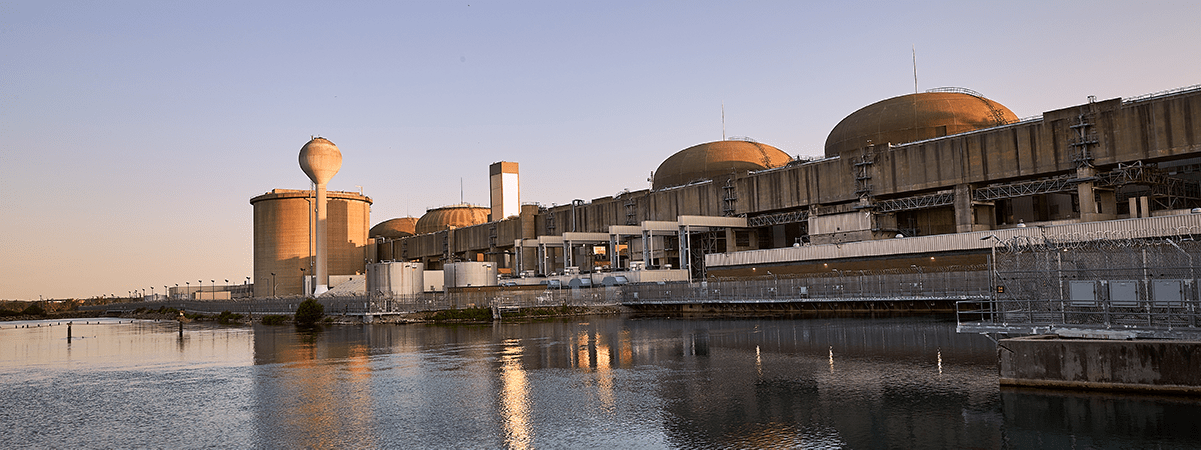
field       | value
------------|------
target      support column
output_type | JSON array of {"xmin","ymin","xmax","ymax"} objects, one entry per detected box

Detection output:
[
  {"xmin": 1097, "ymin": 189, "xmax": 1117, "ymax": 217},
  {"xmin": 642, "ymin": 229, "xmax": 651, "ymax": 268},
  {"xmin": 564, "ymin": 240, "xmax": 573, "ymax": 268},
  {"xmin": 1141, "ymin": 196, "xmax": 1151, "ymax": 218},
  {"xmin": 678, "ymin": 226, "xmax": 690, "ymax": 272},
  {"xmin": 954, "ymin": 184, "xmax": 974, "ymax": 233},
  {"xmin": 1129, "ymin": 197, "xmax": 1140, "ymax": 218},
  {"xmin": 609, "ymin": 235, "xmax": 619, "ymax": 270},
  {"xmin": 1076, "ymin": 166, "xmax": 1112, "ymax": 222}
]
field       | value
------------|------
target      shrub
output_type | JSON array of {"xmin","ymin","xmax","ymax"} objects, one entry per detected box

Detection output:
[
  {"xmin": 295, "ymin": 299, "xmax": 324, "ymax": 327},
  {"xmin": 218, "ymin": 310, "xmax": 244, "ymax": 325},
  {"xmin": 261, "ymin": 315, "xmax": 289, "ymax": 325},
  {"xmin": 21, "ymin": 303, "xmax": 46, "ymax": 316}
]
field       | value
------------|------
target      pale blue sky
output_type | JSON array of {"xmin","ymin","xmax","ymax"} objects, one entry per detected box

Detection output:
[{"xmin": 3, "ymin": 1, "xmax": 1199, "ymax": 300}]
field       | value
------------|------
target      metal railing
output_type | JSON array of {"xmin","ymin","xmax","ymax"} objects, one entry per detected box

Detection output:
[{"xmin": 1122, "ymin": 83, "xmax": 1201, "ymax": 104}]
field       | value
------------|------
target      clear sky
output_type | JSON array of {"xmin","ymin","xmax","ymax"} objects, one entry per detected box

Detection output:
[{"xmin": 3, "ymin": 1, "xmax": 1199, "ymax": 300}]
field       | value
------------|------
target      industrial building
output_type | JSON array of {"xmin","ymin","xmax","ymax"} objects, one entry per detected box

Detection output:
[{"xmin": 252, "ymin": 84, "xmax": 1201, "ymax": 296}]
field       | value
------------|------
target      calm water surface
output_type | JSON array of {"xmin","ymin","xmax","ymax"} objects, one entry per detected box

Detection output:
[{"xmin": 2, "ymin": 316, "xmax": 1200, "ymax": 449}]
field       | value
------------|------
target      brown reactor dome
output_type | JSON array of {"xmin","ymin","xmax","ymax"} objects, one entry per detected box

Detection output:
[
  {"xmin": 415, "ymin": 204, "xmax": 491, "ymax": 235},
  {"xmin": 824, "ymin": 89, "xmax": 1019, "ymax": 158},
  {"xmin": 652, "ymin": 140, "xmax": 792, "ymax": 190},
  {"xmin": 370, "ymin": 217, "xmax": 419, "ymax": 239}
]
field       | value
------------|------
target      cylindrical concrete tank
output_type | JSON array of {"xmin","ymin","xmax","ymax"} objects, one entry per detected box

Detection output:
[
  {"xmin": 250, "ymin": 189, "xmax": 372, "ymax": 297},
  {"xmin": 444, "ymin": 261, "xmax": 498, "ymax": 288},
  {"xmin": 366, "ymin": 261, "xmax": 425, "ymax": 297}
]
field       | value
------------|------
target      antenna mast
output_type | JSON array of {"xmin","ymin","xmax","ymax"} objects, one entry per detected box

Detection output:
[
  {"xmin": 722, "ymin": 102, "xmax": 726, "ymax": 140},
  {"xmin": 912, "ymin": 45, "xmax": 918, "ymax": 94}
]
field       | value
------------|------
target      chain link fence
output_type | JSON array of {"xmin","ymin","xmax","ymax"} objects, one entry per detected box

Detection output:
[
  {"xmin": 97, "ymin": 265, "xmax": 990, "ymax": 316},
  {"xmin": 958, "ymin": 236, "xmax": 1201, "ymax": 338},
  {"xmin": 625, "ymin": 265, "xmax": 990, "ymax": 304},
  {"xmin": 95, "ymin": 288, "xmax": 623, "ymax": 316}
]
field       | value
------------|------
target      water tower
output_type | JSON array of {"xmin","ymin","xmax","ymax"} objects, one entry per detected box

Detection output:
[{"xmin": 299, "ymin": 137, "xmax": 342, "ymax": 296}]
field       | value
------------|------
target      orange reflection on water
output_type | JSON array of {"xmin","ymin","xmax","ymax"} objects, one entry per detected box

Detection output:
[
  {"xmin": 618, "ymin": 329, "xmax": 633, "ymax": 368},
  {"xmin": 595, "ymin": 339, "xmax": 614, "ymax": 412},
  {"xmin": 575, "ymin": 330, "xmax": 591, "ymax": 370},
  {"xmin": 280, "ymin": 337, "xmax": 375, "ymax": 449},
  {"xmin": 500, "ymin": 340, "xmax": 532, "ymax": 450}
]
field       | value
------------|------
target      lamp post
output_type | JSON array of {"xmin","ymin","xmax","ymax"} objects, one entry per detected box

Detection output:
[
  {"xmin": 300, "ymin": 268, "xmax": 307, "ymax": 297},
  {"xmin": 185, "ymin": 282, "xmax": 190, "ymax": 300},
  {"xmin": 911, "ymin": 265, "xmax": 924, "ymax": 295},
  {"xmin": 270, "ymin": 273, "xmax": 276, "ymax": 297},
  {"xmin": 198, "ymin": 280, "xmax": 203, "ymax": 300},
  {"xmin": 980, "ymin": 235, "xmax": 1002, "ymax": 298},
  {"xmin": 766, "ymin": 270, "xmax": 778, "ymax": 298},
  {"xmin": 1165, "ymin": 239, "xmax": 1195, "ymax": 296}
]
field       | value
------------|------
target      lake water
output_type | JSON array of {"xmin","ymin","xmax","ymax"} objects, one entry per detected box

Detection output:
[{"xmin": 2, "ymin": 315, "xmax": 1200, "ymax": 449}]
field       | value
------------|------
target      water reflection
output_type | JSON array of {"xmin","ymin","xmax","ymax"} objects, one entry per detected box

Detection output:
[
  {"xmin": 0, "ymin": 319, "xmax": 255, "ymax": 449},
  {"xmin": 1002, "ymin": 388, "xmax": 1201, "ymax": 448},
  {"xmin": 251, "ymin": 326, "xmax": 378, "ymax": 449},
  {"xmin": 5, "ymin": 316, "xmax": 1201, "ymax": 449},
  {"xmin": 499, "ymin": 339, "xmax": 532, "ymax": 449},
  {"xmin": 239, "ymin": 317, "xmax": 1201, "ymax": 449}
]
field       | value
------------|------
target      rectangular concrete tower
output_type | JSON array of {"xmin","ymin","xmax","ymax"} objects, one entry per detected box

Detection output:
[{"xmin": 490, "ymin": 161, "xmax": 520, "ymax": 221}]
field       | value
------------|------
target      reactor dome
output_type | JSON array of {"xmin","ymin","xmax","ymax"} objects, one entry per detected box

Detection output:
[
  {"xmin": 652, "ymin": 140, "xmax": 792, "ymax": 190},
  {"xmin": 415, "ymin": 204, "xmax": 491, "ymax": 235},
  {"xmin": 823, "ymin": 89, "xmax": 1019, "ymax": 158},
  {"xmin": 370, "ymin": 217, "xmax": 419, "ymax": 239}
]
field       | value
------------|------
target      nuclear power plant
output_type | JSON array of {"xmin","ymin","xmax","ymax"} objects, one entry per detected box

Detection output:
[{"xmin": 252, "ymin": 84, "xmax": 1201, "ymax": 297}]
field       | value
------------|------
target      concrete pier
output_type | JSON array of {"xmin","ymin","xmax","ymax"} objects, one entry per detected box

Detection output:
[{"xmin": 999, "ymin": 335, "xmax": 1201, "ymax": 394}]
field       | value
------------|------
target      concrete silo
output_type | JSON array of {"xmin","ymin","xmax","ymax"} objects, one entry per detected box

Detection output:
[{"xmin": 250, "ymin": 189, "xmax": 372, "ymax": 297}]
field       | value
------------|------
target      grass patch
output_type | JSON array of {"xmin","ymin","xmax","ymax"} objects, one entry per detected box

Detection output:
[
  {"xmin": 502, "ymin": 305, "xmax": 587, "ymax": 318},
  {"xmin": 428, "ymin": 307, "xmax": 493, "ymax": 322},
  {"xmin": 261, "ymin": 315, "xmax": 289, "ymax": 325}
]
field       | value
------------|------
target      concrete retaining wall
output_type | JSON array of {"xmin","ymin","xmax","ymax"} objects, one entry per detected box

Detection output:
[{"xmin": 999, "ymin": 336, "xmax": 1201, "ymax": 394}]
